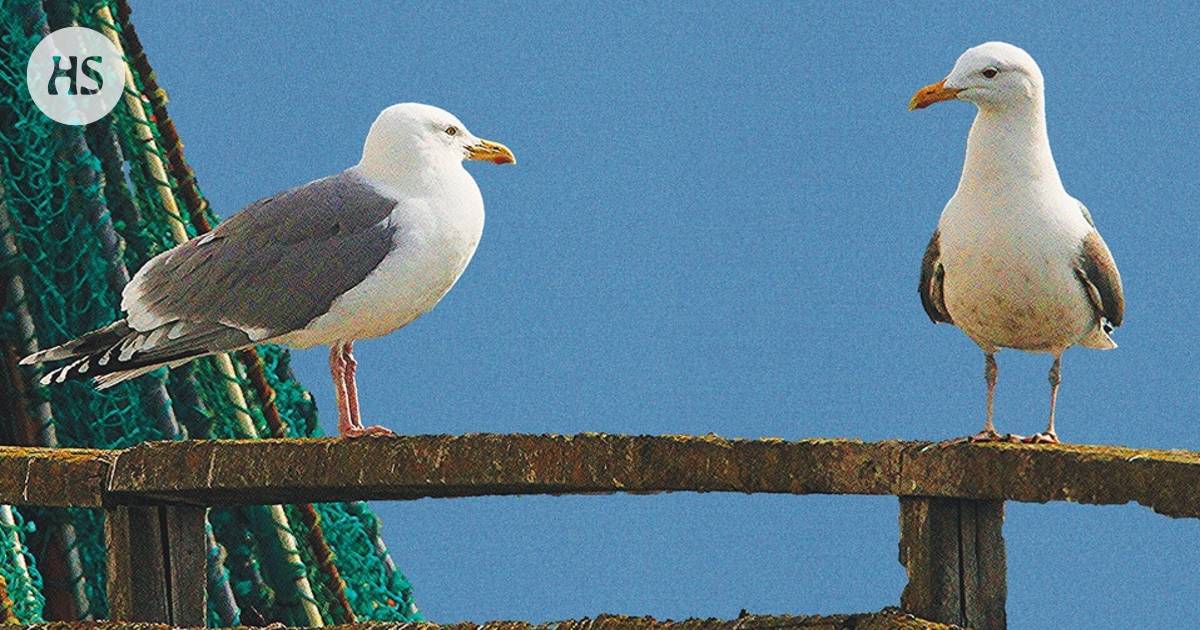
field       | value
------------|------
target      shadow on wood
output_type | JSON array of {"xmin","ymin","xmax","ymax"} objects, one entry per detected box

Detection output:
[
  {"xmin": 900, "ymin": 497, "xmax": 1006, "ymax": 630},
  {"xmin": 104, "ymin": 505, "xmax": 206, "ymax": 625}
]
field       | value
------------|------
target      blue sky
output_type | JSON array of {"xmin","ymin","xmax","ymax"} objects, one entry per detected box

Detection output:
[{"xmin": 133, "ymin": 2, "xmax": 1199, "ymax": 627}]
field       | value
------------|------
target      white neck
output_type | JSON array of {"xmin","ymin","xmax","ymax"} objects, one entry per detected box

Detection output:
[
  {"xmin": 353, "ymin": 144, "xmax": 464, "ymax": 194},
  {"xmin": 956, "ymin": 97, "xmax": 1064, "ymax": 200}
]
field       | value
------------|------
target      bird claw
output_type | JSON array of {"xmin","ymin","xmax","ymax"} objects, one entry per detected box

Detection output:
[
  {"xmin": 1022, "ymin": 431, "xmax": 1059, "ymax": 444},
  {"xmin": 924, "ymin": 430, "xmax": 1018, "ymax": 449},
  {"xmin": 341, "ymin": 425, "xmax": 395, "ymax": 439},
  {"xmin": 965, "ymin": 430, "xmax": 1024, "ymax": 443}
]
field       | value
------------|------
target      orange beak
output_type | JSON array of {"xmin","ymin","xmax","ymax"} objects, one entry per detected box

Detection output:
[
  {"xmin": 466, "ymin": 139, "xmax": 516, "ymax": 165},
  {"xmin": 908, "ymin": 79, "xmax": 962, "ymax": 111}
]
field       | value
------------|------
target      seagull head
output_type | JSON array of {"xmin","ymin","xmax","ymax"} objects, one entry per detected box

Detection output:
[
  {"xmin": 361, "ymin": 103, "xmax": 515, "ymax": 174},
  {"xmin": 909, "ymin": 42, "xmax": 1044, "ymax": 113}
]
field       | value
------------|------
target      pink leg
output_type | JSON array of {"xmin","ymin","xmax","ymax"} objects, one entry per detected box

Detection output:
[
  {"xmin": 337, "ymin": 342, "xmax": 393, "ymax": 438},
  {"xmin": 963, "ymin": 353, "xmax": 1021, "ymax": 444},
  {"xmin": 342, "ymin": 343, "xmax": 362, "ymax": 428},
  {"xmin": 1024, "ymin": 354, "xmax": 1062, "ymax": 444},
  {"xmin": 329, "ymin": 345, "xmax": 353, "ymax": 436}
]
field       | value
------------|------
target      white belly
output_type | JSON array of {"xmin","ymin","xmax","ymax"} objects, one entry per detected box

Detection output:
[
  {"xmin": 280, "ymin": 201, "xmax": 483, "ymax": 349},
  {"xmin": 939, "ymin": 195, "xmax": 1095, "ymax": 353}
]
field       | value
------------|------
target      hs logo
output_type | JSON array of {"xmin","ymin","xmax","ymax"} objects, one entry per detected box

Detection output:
[
  {"xmin": 47, "ymin": 55, "xmax": 105, "ymax": 96},
  {"xmin": 26, "ymin": 27, "xmax": 126, "ymax": 125}
]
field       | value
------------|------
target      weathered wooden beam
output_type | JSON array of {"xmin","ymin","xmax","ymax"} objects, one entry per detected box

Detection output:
[
  {"xmin": 106, "ymin": 434, "xmax": 898, "ymax": 505},
  {"xmin": 14, "ymin": 610, "xmax": 954, "ymax": 629},
  {"xmin": 163, "ymin": 506, "xmax": 207, "ymax": 626},
  {"xmin": 104, "ymin": 505, "xmax": 207, "ymax": 625},
  {"xmin": 104, "ymin": 434, "xmax": 1200, "ymax": 518},
  {"xmin": 0, "ymin": 445, "xmax": 111, "ymax": 507},
  {"xmin": 899, "ymin": 497, "xmax": 1006, "ymax": 629},
  {"xmin": 0, "ymin": 433, "xmax": 1194, "ymax": 519},
  {"xmin": 897, "ymin": 441, "xmax": 1200, "ymax": 517},
  {"xmin": 105, "ymin": 506, "xmax": 166, "ymax": 622}
]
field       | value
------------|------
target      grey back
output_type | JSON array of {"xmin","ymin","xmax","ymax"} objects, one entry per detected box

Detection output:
[{"xmin": 131, "ymin": 170, "xmax": 399, "ymax": 335}]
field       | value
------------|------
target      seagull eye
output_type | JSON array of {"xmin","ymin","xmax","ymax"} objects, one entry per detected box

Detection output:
[
  {"xmin": 981, "ymin": 67, "xmax": 999, "ymax": 79},
  {"xmin": 445, "ymin": 126, "xmax": 459, "ymax": 136}
]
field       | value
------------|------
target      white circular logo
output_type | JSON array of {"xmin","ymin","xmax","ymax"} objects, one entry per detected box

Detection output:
[{"xmin": 26, "ymin": 27, "xmax": 126, "ymax": 125}]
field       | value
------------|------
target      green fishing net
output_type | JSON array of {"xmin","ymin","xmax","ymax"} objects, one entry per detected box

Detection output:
[{"xmin": 0, "ymin": 0, "xmax": 420, "ymax": 624}]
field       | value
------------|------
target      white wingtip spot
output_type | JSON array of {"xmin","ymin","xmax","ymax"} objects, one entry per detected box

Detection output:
[
  {"xmin": 167, "ymin": 321, "xmax": 188, "ymax": 340},
  {"xmin": 146, "ymin": 327, "xmax": 168, "ymax": 347},
  {"xmin": 117, "ymin": 336, "xmax": 142, "ymax": 362},
  {"xmin": 63, "ymin": 357, "xmax": 87, "ymax": 376}
]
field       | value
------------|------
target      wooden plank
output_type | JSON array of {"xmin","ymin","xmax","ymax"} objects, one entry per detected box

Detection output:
[
  {"xmin": 105, "ymin": 506, "xmax": 207, "ymax": 625},
  {"xmin": 899, "ymin": 497, "xmax": 1006, "ymax": 630},
  {"xmin": 897, "ymin": 441, "xmax": 1200, "ymax": 517},
  {"xmin": 105, "ymin": 434, "xmax": 900, "ymax": 505},
  {"xmin": 0, "ymin": 433, "xmax": 1189, "ymax": 519},
  {"xmin": 104, "ymin": 506, "xmax": 168, "ymax": 622},
  {"xmin": 103, "ymin": 434, "xmax": 1200, "ymax": 518},
  {"xmin": 163, "ymin": 506, "xmax": 207, "ymax": 626},
  {"xmin": 0, "ymin": 611, "xmax": 957, "ymax": 629},
  {"xmin": 0, "ymin": 446, "xmax": 111, "ymax": 507}
]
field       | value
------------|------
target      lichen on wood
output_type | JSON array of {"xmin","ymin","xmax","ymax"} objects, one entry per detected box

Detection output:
[
  {"xmin": 0, "ymin": 446, "xmax": 112, "ymax": 507},
  {"xmin": 14, "ymin": 609, "xmax": 955, "ymax": 629},
  {"xmin": 100, "ymin": 434, "xmax": 1200, "ymax": 519},
  {"xmin": 0, "ymin": 433, "xmax": 1196, "ymax": 519}
]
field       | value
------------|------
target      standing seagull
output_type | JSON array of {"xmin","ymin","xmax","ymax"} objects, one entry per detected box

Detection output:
[
  {"xmin": 21, "ymin": 103, "xmax": 515, "ymax": 438},
  {"xmin": 909, "ymin": 42, "xmax": 1124, "ymax": 443}
]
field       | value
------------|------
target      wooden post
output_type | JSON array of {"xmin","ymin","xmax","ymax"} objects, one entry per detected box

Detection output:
[
  {"xmin": 105, "ymin": 506, "xmax": 165, "ymax": 622},
  {"xmin": 899, "ymin": 497, "xmax": 1006, "ymax": 630},
  {"xmin": 105, "ymin": 505, "xmax": 207, "ymax": 625},
  {"xmin": 163, "ymin": 506, "xmax": 208, "ymax": 626}
]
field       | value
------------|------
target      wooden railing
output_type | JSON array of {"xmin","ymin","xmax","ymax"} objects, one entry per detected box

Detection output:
[{"xmin": 3, "ymin": 433, "xmax": 1197, "ymax": 629}]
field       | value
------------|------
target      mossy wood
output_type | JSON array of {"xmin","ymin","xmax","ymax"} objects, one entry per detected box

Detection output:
[
  {"xmin": 0, "ymin": 435, "xmax": 1195, "ymax": 517},
  {"xmin": 0, "ymin": 435, "xmax": 1191, "ymax": 629},
  {"xmin": 0, "ymin": 610, "xmax": 956, "ymax": 630},
  {"xmin": 103, "ymin": 434, "xmax": 1200, "ymax": 517}
]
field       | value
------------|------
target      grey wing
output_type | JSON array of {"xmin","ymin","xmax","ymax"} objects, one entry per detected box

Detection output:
[
  {"xmin": 123, "ymin": 170, "xmax": 399, "ymax": 338},
  {"xmin": 21, "ymin": 171, "xmax": 400, "ymax": 387},
  {"xmin": 1075, "ymin": 229, "xmax": 1124, "ymax": 331},
  {"xmin": 918, "ymin": 229, "xmax": 953, "ymax": 324}
]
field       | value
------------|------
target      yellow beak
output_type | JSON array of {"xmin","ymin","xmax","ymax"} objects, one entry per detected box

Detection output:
[
  {"xmin": 466, "ymin": 139, "xmax": 516, "ymax": 165},
  {"xmin": 908, "ymin": 79, "xmax": 962, "ymax": 111}
]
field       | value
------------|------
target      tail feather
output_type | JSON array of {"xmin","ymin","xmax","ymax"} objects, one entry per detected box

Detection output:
[
  {"xmin": 93, "ymin": 362, "xmax": 188, "ymax": 390},
  {"xmin": 20, "ymin": 320, "xmax": 132, "ymax": 365},
  {"xmin": 25, "ymin": 319, "xmax": 256, "ymax": 387},
  {"xmin": 1079, "ymin": 322, "xmax": 1117, "ymax": 350}
]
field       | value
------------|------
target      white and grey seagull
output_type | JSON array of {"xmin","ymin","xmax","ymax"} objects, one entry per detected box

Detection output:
[
  {"xmin": 910, "ymin": 42, "xmax": 1124, "ymax": 444},
  {"xmin": 21, "ymin": 102, "xmax": 515, "ymax": 438}
]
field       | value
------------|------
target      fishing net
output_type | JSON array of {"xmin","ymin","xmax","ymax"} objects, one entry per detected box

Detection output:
[{"xmin": 0, "ymin": 0, "xmax": 420, "ymax": 624}]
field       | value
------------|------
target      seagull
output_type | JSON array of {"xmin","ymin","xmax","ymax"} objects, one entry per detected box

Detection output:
[
  {"xmin": 21, "ymin": 103, "xmax": 514, "ymax": 438},
  {"xmin": 909, "ymin": 42, "xmax": 1124, "ymax": 444}
]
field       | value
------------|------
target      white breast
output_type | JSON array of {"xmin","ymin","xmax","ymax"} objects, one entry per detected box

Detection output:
[
  {"xmin": 279, "ymin": 174, "xmax": 485, "ymax": 349},
  {"xmin": 938, "ymin": 191, "xmax": 1095, "ymax": 353}
]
